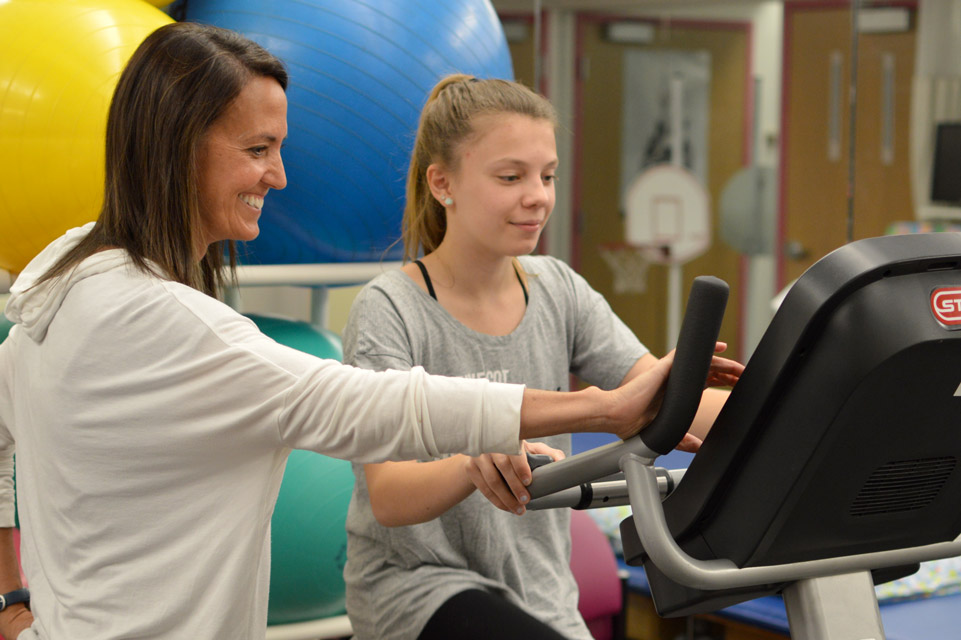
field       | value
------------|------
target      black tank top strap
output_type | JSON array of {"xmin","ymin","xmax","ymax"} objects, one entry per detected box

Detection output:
[
  {"xmin": 413, "ymin": 259, "xmax": 438, "ymax": 301},
  {"xmin": 416, "ymin": 259, "xmax": 527, "ymax": 306},
  {"xmin": 513, "ymin": 264, "xmax": 529, "ymax": 306}
]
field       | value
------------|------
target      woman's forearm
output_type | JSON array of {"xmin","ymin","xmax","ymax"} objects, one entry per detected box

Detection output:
[
  {"xmin": 520, "ymin": 353, "xmax": 674, "ymax": 442},
  {"xmin": 518, "ymin": 386, "xmax": 614, "ymax": 440}
]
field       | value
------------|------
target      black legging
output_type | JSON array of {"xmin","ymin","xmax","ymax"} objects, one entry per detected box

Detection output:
[{"xmin": 418, "ymin": 589, "xmax": 570, "ymax": 640}]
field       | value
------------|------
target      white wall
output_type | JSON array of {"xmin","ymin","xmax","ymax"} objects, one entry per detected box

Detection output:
[
  {"xmin": 915, "ymin": 0, "xmax": 961, "ymax": 77},
  {"xmin": 911, "ymin": 0, "xmax": 961, "ymax": 221}
]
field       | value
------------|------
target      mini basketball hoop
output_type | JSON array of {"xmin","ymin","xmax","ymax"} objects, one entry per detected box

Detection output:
[
  {"xmin": 623, "ymin": 164, "xmax": 711, "ymax": 265},
  {"xmin": 599, "ymin": 242, "xmax": 651, "ymax": 294},
  {"xmin": 621, "ymin": 164, "xmax": 713, "ymax": 347}
]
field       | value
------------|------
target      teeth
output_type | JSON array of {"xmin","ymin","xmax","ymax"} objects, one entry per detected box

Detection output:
[{"xmin": 240, "ymin": 194, "xmax": 264, "ymax": 210}]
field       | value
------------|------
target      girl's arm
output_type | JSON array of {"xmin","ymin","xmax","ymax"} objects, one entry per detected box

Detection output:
[
  {"xmin": 365, "ymin": 441, "xmax": 565, "ymax": 526},
  {"xmin": 462, "ymin": 440, "xmax": 564, "ymax": 516},
  {"xmin": 364, "ymin": 457, "xmax": 474, "ymax": 527}
]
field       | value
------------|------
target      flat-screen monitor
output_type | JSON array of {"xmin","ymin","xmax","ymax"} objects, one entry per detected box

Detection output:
[{"xmin": 931, "ymin": 122, "xmax": 961, "ymax": 204}]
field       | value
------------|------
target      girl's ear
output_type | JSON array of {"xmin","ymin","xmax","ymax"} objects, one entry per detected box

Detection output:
[{"xmin": 426, "ymin": 163, "xmax": 452, "ymax": 205}]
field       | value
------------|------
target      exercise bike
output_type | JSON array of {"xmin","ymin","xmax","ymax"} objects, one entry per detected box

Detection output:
[{"xmin": 527, "ymin": 232, "xmax": 961, "ymax": 640}]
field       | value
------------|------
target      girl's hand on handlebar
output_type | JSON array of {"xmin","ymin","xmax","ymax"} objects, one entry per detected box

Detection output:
[
  {"xmin": 676, "ymin": 433, "xmax": 703, "ymax": 453},
  {"xmin": 464, "ymin": 441, "xmax": 564, "ymax": 515},
  {"xmin": 704, "ymin": 342, "xmax": 744, "ymax": 389}
]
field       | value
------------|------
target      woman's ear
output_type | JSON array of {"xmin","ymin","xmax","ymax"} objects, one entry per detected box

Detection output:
[{"xmin": 426, "ymin": 163, "xmax": 452, "ymax": 206}]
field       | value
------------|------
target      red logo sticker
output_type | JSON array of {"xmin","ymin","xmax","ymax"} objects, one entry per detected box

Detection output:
[{"xmin": 931, "ymin": 287, "xmax": 961, "ymax": 326}]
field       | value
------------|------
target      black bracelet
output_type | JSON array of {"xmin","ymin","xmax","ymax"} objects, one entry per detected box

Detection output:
[{"xmin": 0, "ymin": 588, "xmax": 28, "ymax": 611}]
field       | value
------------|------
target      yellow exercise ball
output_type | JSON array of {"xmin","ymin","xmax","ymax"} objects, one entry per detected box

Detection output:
[{"xmin": 0, "ymin": 0, "xmax": 172, "ymax": 274}]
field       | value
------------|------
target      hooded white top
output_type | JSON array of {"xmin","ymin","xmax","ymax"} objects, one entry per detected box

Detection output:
[{"xmin": 0, "ymin": 224, "xmax": 524, "ymax": 639}]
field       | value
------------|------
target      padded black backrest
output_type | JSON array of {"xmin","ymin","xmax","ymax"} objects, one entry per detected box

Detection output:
[{"xmin": 622, "ymin": 233, "xmax": 961, "ymax": 616}]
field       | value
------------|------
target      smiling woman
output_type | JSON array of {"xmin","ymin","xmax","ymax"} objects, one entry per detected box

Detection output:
[
  {"xmin": 30, "ymin": 21, "xmax": 290, "ymax": 297},
  {"xmin": 196, "ymin": 75, "xmax": 289, "ymax": 253}
]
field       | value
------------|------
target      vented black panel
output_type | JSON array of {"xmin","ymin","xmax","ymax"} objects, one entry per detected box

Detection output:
[{"xmin": 850, "ymin": 457, "xmax": 956, "ymax": 517}]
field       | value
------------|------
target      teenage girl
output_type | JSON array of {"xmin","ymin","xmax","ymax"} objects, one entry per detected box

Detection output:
[{"xmin": 341, "ymin": 75, "xmax": 740, "ymax": 640}]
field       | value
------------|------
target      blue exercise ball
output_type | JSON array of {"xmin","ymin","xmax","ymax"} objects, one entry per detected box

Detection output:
[
  {"xmin": 186, "ymin": 0, "xmax": 514, "ymax": 265},
  {"xmin": 245, "ymin": 314, "xmax": 352, "ymax": 625}
]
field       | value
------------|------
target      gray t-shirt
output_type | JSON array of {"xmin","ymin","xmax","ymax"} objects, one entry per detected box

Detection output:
[{"xmin": 342, "ymin": 255, "xmax": 648, "ymax": 640}]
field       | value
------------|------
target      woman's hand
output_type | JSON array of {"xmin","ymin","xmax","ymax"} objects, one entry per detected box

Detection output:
[
  {"xmin": 464, "ymin": 440, "xmax": 565, "ymax": 515},
  {"xmin": 517, "ymin": 343, "xmax": 743, "ymax": 444}
]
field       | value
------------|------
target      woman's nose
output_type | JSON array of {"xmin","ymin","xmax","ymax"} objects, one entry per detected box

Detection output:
[{"xmin": 266, "ymin": 152, "xmax": 287, "ymax": 190}]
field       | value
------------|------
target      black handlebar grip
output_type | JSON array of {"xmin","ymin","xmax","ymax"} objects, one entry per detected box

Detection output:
[
  {"xmin": 638, "ymin": 275, "xmax": 729, "ymax": 455},
  {"xmin": 526, "ymin": 452, "xmax": 553, "ymax": 472}
]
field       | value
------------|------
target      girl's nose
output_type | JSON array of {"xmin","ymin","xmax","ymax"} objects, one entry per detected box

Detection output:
[{"xmin": 523, "ymin": 177, "xmax": 551, "ymax": 207}]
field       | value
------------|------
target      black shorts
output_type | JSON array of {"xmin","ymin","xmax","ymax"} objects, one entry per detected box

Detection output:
[{"xmin": 418, "ymin": 589, "xmax": 569, "ymax": 640}]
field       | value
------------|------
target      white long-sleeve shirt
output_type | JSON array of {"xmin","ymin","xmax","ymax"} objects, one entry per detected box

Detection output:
[{"xmin": 0, "ymin": 225, "xmax": 524, "ymax": 639}]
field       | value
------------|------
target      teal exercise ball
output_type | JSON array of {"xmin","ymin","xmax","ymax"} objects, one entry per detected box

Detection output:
[
  {"xmin": 247, "ymin": 313, "xmax": 343, "ymax": 361},
  {"xmin": 0, "ymin": 315, "xmax": 13, "ymax": 343},
  {"xmin": 185, "ymin": 0, "xmax": 514, "ymax": 264},
  {"xmin": 268, "ymin": 448, "xmax": 355, "ymax": 624},
  {"xmin": 246, "ymin": 314, "xmax": 353, "ymax": 624},
  {"xmin": 1, "ymin": 312, "xmax": 16, "ymax": 529}
]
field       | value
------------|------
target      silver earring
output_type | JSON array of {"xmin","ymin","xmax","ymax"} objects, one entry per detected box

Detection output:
[{"xmin": 443, "ymin": 197, "xmax": 453, "ymax": 206}]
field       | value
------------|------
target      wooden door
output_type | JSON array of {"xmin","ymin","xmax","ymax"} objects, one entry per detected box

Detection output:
[
  {"xmin": 575, "ymin": 16, "xmax": 750, "ymax": 358},
  {"xmin": 503, "ymin": 14, "xmax": 537, "ymax": 89},
  {"xmin": 781, "ymin": 4, "xmax": 916, "ymax": 285}
]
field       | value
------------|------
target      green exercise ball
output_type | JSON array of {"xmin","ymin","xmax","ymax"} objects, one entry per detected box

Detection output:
[
  {"xmin": 268, "ymin": 448, "xmax": 355, "ymax": 624},
  {"xmin": 0, "ymin": 315, "xmax": 12, "ymax": 343},
  {"xmin": 1, "ymin": 312, "xmax": 17, "ymax": 529},
  {"xmin": 247, "ymin": 313, "xmax": 343, "ymax": 361},
  {"xmin": 245, "ymin": 314, "xmax": 354, "ymax": 625}
]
